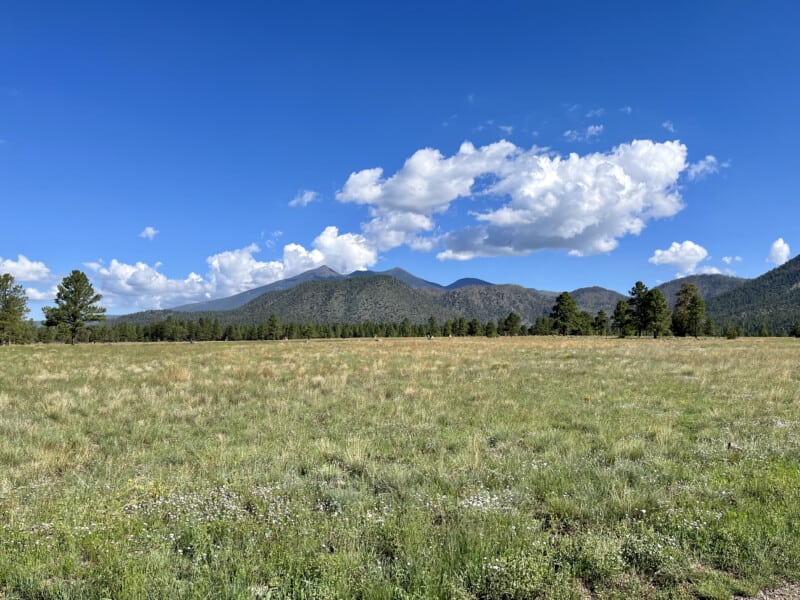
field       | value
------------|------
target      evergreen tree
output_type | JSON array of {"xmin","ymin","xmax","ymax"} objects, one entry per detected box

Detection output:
[
  {"xmin": 42, "ymin": 270, "xmax": 106, "ymax": 344},
  {"xmin": 628, "ymin": 281, "xmax": 649, "ymax": 337},
  {"xmin": 427, "ymin": 316, "xmax": 439, "ymax": 336},
  {"xmin": 442, "ymin": 319, "xmax": 453, "ymax": 336},
  {"xmin": 0, "ymin": 273, "xmax": 30, "ymax": 345},
  {"xmin": 593, "ymin": 310, "xmax": 609, "ymax": 336},
  {"xmin": 549, "ymin": 292, "xmax": 580, "ymax": 335},
  {"xmin": 576, "ymin": 311, "xmax": 594, "ymax": 335},
  {"xmin": 703, "ymin": 319, "xmax": 717, "ymax": 337},
  {"xmin": 454, "ymin": 316, "xmax": 468, "ymax": 336},
  {"xmin": 532, "ymin": 316, "xmax": 553, "ymax": 335},
  {"xmin": 400, "ymin": 317, "xmax": 412, "ymax": 337},
  {"xmin": 266, "ymin": 314, "xmax": 282, "ymax": 340},
  {"xmin": 672, "ymin": 283, "xmax": 706, "ymax": 337},
  {"xmin": 647, "ymin": 289, "xmax": 671, "ymax": 338},
  {"xmin": 467, "ymin": 318, "xmax": 482, "ymax": 336},
  {"xmin": 612, "ymin": 300, "xmax": 632, "ymax": 337},
  {"xmin": 503, "ymin": 312, "xmax": 522, "ymax": 336}
]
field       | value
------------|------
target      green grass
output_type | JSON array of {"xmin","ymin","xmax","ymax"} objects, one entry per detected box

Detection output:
[{"xmin": 0, "ymin": 337, "xmax": 798, "ymax": 598}]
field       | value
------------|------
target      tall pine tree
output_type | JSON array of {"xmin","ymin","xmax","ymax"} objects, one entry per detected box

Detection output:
[
  {"xmin": 0, "ymin": 273, "xmax": 30, "ymax": 345},
  {"xmin": 672, "ymin": 283, "xmax": 706, "ymax": 337},
  {"xmin": 42, "ymin": 270, "xmax": 106, "ymax": 344}
]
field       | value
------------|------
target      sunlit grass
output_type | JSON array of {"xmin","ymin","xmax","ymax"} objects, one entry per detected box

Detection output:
[{"xmin": 0, "ymin": 337, "xmax": 798, "ymax": 598}]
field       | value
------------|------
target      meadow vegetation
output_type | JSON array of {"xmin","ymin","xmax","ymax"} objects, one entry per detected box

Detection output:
[{"xmin": 0, "ymin": 337, "xmax": 798, "ymax": 598}]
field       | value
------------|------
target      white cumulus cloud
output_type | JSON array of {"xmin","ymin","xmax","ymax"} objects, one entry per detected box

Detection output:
[
  {"xmin": 208, "ymin": 229, "xmax": 371, "ymax": 294},
  {"xmin": 86, "ymin": 259, "xmax": 211, "ymax": 309},
  {"xmin": 25, "ymin": 285, "xmax": 58, "ymax": 301},
  {"xmin": 722, "ymin": 255, "xmax": 742, "ymax": 265},
  {"xmin": 289, "ymin": 189, "xmax": 319, "ymax": 208},
  {"xmin": 439, "ymin": 139, "xmax": 688, "ymax": 259},
  {"xmin": 338, "ymin": 141, "xmax": 516, "ymax": 213},
  {"xmin": 0, "ymin": 254, "xmax": 52, "ymax": 282},
  {"xmin": 280, "ymin": 227, "xmax": 376, "ymax": 276},
  {"xmin": 139, "ymin": 226, "xmax": 159, "ymax": 240},
  {"xmin": 767, "ymin": 238, "xmax": 791, "ymax": 266},
  {"xmin": 649, "ymin": 240, "xmax": 710, "ymax": 276},
  {"xmin": 338, "ymin": 139, "xmax": 689, "ymax": 261},
  {"xmin": 205, "ymin": 245, "xmax": 285, "ymax": 296},
  {"xmin": 337, "ymin": 140, "xmax": 518, "ymax": 253},
  {"xmin": 85, "ymin": 226, "xmax": 378, "ymax": 310}
]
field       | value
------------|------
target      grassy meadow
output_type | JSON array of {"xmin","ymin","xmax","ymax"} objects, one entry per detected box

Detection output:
[{"xmin": 0, "ymin": 337, "xmax": 799, "ymax": 598}]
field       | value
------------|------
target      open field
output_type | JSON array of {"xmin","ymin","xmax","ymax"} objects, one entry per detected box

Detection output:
[{"xmin": 0, "ymin": 337, "xmax": 799, "ymax": 598}]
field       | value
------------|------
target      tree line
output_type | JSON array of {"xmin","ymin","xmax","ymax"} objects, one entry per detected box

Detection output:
[{"xmin": 2, "ymin": 270, "xmax": 799, "ymax": 344}]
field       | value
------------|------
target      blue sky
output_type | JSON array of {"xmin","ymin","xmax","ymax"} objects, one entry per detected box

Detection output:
[{"xmin": 2, "ymin": 1, "xmax": 798, "ymax": 315}]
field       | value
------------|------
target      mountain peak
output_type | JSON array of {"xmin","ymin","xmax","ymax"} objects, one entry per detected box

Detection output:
[
  {"xmin": 308, "ymin": 265, "xmax": 341, "ymax": 277},
  {"xmin": 446, "ymin": 277, "xmax": 494, "ymax": 290}
]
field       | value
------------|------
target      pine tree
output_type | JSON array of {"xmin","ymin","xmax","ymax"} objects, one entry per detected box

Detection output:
[
  {"xmin": 672, "ymin": 283, "xmax": 706, "ymax": 337},
  {"xmin": 503, "ymin": 312, "xmax": 522, "ymax": 336},
  {"xmin": 0, "ymin": 273, "xmax": 30, "ymax": 345},
  {"xmin": 400, "ymin": 317, "xmax": 412, "ymax": 337},
  {"xmin": 485, "ymin": 320, "xmax": 497, "ymax": 337},
  {"xmin": 550, "ymin": 292, "xmax": 580, "ymax": 335},
  {"xmin": 647, "ymin": 289, "xmax": 671, "ymax": 338},
  {"xmin": 611, "ymin": 300, "xmax": 631, "ymax": 337},
  {"xmin": 266, "ymin": 314, "xmax": 282, "ymax": 340},
  {"xmin": 427, "ymin": 316, "xmax": 439, "ymax": 337},
  {"xmin": 593, "ymin": 310, "xmax": 609, "ymax": 336},
  {"xmin": 467, "ymin": 318, "xmax": 483, "ymax": 336},
  {"xmin": 628, "ymin": 281, "xmax": 649, "ymax": 337},
  {"xmin": 42, "ymin": 270, "xmax": 106, "ymax": 344}
]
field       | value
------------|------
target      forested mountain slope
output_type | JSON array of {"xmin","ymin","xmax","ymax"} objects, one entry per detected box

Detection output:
[
  {"xmin": 706, "ymin": 255, "xmax": 800, "ymax": 334},
  {"xmin": 655, "ymin": 274, "xmax": 747, "ymax": 309},
  {"xmin": 118, "ymin": 273, "xmax": 627, "ymax": 326}
]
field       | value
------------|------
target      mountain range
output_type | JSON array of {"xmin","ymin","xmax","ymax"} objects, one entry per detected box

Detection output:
[
  {"xmin": 169, "ymin": 267, "xmax": 491, "ymax": 313},
  {"xmin": 114, "ymin": 257, "xmax": 800, "ymax": 334}
]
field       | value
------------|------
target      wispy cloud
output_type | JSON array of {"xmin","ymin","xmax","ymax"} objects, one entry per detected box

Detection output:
[
  {"xmin": 289, "ymin": 189, "xmax": 319, "ymax": 208},
  {"xmin": 687, "ymin": 155, "xmax": 728, "ymax": 180},
  {"xmin": 563, "ymin": 124, "xmax": 603, "ymax": 142},
  {"xmin": 139, "ymin": 226, "xmax": 159, "ymax": 240},
  {"xmin": 441, "ymin": 113, "xmax": 458, "ymax": 127},
  {"xmin": 474, "ymin": 120, "xmax": 515, "ymax": 136},
  {"xmin": 620, "ymin": 105, "xmax": 633, "ymax": 114},
  {"xmin": 586, "ymin": 124, "xmax": 603, "ymax": 138},
  {"xmin": 662, "ymin": 120, "xmax": 676, "ymax": 133}
]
